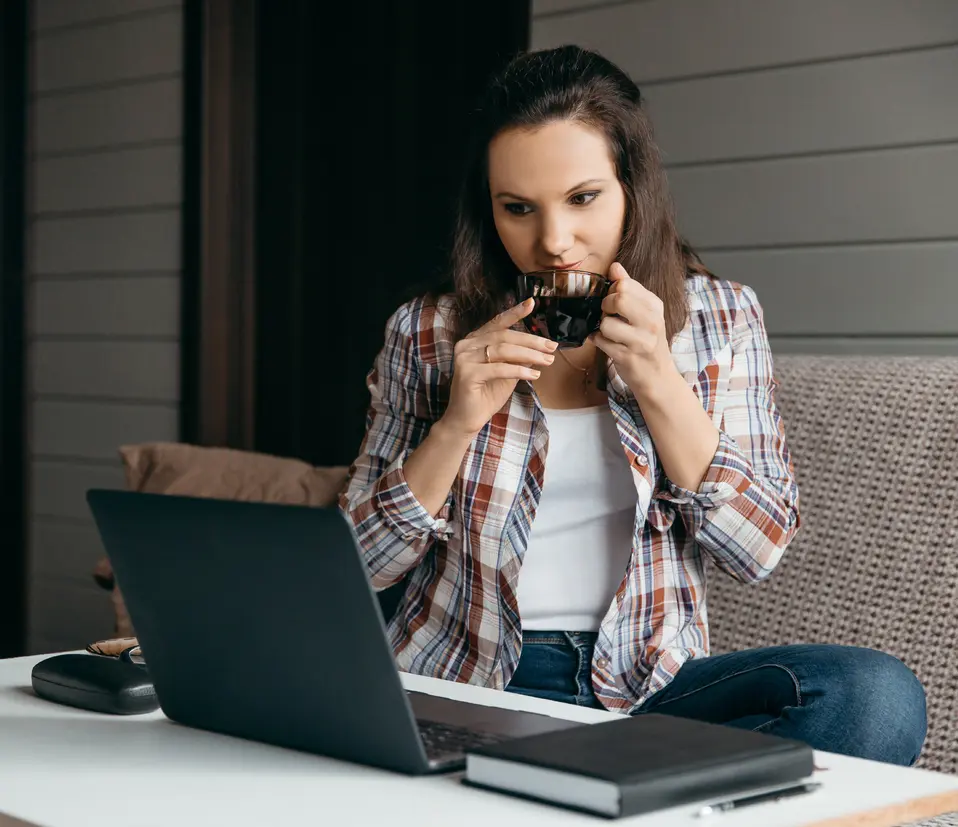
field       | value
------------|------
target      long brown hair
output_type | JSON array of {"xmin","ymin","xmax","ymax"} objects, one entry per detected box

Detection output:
[{"xmin": 441, "ymin": 45, "xmax": 713, "ymax": 342}]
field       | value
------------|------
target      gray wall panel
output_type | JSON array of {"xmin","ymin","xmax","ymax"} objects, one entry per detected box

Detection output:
[
  {"xmin": 34, "ymin": 145, "xmax": 181, "ymax": 213},
  {"xmin": 532, "ymin": 2, "xmax": 958, "ymax": 355},
  {"xmin": 32, "ymin": 211, "xmax": 181, "ymax": 274},
  {"xmin": 33, "ymin": 78, "xmax": 182, "ymax": 154},
  {"xmin": 34, "ymin": 9, "xmax": 182, "ymax": 92},
  {"xmin": 669, "ymin": 145, "xmax": 958, "ymax": 249},
  {"xmin": 531, "ymin": 0, "xmax": 958, "ymax": 83},
  {"xmin": 31, "ymin": 276, "xmax": 180, "ymax": 337},
  {"xmin": 769, "ymin": 336, "xmax": 958, "ymax": 356},
  {"xmin": 31, "ymin": 460, "xmax": 126, "ymax": 521},
  {"xmin": 31, "ymin": 341, "xmax": 180, "ymax": 401},
  {"xmin": 32, "ymin": 400, "xmax": 178, "ymax": 460},
  {"xmin": 26, "ymin": 0, "xmax": 184, "ymax": 653},
  {"xmin": 704, "ymin": 243, "xmax": 958, "ymax": 335},
  {"xmin": 34, "ymin": 0, "xmax": 180, "ymax": 32},
  {"xmin": 647, "ymin": 47, "xmax": 958, "ymax": 165}
]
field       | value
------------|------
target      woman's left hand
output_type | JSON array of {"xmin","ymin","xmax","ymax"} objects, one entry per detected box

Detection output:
[{"xmin": 592, "ymin": 261, "xmax": 677, "ymax": 397}]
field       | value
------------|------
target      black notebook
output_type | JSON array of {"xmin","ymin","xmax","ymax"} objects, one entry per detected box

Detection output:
[{"xmin": 464, "ymin": 713, "xmax": 815, "ymax": 818}]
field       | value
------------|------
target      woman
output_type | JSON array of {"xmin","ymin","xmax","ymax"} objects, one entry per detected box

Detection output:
[{"xmin": 340, "ymin": 45, "xmax": 926, "ymax": 766}]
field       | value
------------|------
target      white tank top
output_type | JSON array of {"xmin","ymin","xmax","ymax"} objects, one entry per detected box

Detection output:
[{"xmin": 516, "ymin": 405, "xmax": 638, "ymax": 632}]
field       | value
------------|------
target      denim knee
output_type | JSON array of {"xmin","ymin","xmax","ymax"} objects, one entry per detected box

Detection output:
[{"xmin": 819, "ymin": 646, "xmax": 927, "ymax": 766}]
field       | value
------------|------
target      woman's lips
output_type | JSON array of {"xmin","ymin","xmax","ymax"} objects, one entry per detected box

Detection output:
[{"xmin": 540, "ymin": 258, "xmax": 584, "ymax": 270}]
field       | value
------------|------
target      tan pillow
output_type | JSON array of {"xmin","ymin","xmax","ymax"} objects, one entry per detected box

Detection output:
[
  {"xmin": 119, "ymin": 442, "xmax": 350, "ymax": 505},
  {"xmin": 95, "ymin": 442, "xmax": 351, "ymax": 637}
]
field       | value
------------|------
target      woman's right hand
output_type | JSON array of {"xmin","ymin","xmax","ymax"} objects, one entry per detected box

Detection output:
[{"xmin": 439, "ymin": 298, "xmax": 559, "ymax": 438}]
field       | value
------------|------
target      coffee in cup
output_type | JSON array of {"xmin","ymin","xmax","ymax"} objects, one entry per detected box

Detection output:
[{"xmin": 516, "ymin": 269, "xmax": 611, "ymax": 348}]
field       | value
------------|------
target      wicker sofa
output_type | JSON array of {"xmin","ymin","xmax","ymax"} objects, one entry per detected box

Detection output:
[{"xmin": 708, "ymin": 354, "xmax": 958, "ymax": 775}]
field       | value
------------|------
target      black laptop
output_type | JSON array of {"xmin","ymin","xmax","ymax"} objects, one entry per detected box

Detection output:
[{"xmin": 85, "ymin": 489, "xmax": 582, "ymax": 774}]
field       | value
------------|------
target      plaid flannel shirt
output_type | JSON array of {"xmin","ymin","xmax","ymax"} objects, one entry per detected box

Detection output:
[{"xmin": 340, "ymin": 275, "xmax": 801, "ymax": 712}]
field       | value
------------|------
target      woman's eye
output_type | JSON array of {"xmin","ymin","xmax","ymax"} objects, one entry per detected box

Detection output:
[
  {"xmin": 504, "ymin": 203, "xmax": 533, "ymax": 216},
  {"xmin": 570, "ymin": 191, "xmax": 599, "ymax": 206}
]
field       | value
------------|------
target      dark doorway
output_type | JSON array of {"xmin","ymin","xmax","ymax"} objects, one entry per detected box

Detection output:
[{"xmin": 252, "ymin": 1, "xmax": 531, "ymax": 467}]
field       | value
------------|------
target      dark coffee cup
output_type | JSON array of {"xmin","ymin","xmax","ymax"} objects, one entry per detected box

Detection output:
[{"xmin": 516, "ymin": 270, "xmax": 611, "ymax": 348}]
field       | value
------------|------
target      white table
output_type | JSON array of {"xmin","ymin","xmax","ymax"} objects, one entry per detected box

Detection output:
[{"xmin": 1, "ymin": 653, "xmax": 956, "ymax": 827}]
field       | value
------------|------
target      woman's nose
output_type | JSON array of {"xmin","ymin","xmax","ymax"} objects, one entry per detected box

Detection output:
[{"xmin": 539, "ymin": 212, "xmax": 574, "ymax": 258}]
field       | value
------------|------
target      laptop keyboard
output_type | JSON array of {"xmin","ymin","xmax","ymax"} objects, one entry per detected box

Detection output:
[{"xmin": 417, "ymin": 719, "xmax": 507, "ymax": 760}]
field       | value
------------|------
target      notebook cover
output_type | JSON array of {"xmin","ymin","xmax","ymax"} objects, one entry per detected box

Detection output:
[{"xmin": 467, "ymin": 713, "xmax": 815, "ymax": 818}]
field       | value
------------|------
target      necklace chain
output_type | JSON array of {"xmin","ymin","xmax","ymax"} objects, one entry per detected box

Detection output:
[
  {"xmin": 556, "ymin": 348, "xmax": 593, "ymax": 393},
  {"xmin": 556, "ymin": 348, "xmax": 589, "ymax": 373}
]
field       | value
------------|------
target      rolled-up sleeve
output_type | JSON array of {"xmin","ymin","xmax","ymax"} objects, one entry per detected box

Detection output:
[
  {"xmin": 339, "ymin": 304, "xmax": 454, "ymax": 590},
  {"xmin": 657, "ymin": 285, "xmax": 801, "ymax": 582}
]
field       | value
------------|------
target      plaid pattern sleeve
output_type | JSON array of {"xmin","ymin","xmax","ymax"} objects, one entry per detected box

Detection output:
[
  {"xmin": 657, "ymin": 284, "xmax": 801, "ymax": 582},
  {"xmin": 338, "ymin": 302, "xmax": 454, "ymax": 590}
]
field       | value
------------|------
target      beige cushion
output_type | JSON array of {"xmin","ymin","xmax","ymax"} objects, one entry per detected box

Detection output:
[
  {"xmin": 119, "ymin": 442, "xmax": 349, "ymax": 505},
  {"xmin": 95, "ymin": 442, "xmax": 350, "ymax": 637},
  {"xmin": 706, "ymin": 355, "xmax": 958, "ymax": 774}
]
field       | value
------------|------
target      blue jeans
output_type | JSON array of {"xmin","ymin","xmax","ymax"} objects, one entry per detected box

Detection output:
[{"xmin": 505, "ymin": 631, "xmax": 927, "ymax": 767}]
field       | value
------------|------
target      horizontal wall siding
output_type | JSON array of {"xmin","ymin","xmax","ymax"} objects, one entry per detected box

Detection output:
[
  {"xmin": 32, "ymin": 210, "xmax": 181, "ymax": 273},
  {"xmin": 32, "ymin": 341, "xmax": 180, "ymax": 401},
  {"xmin": 532, "ymin": 0, "xmax": 958, "ymax": 356},
  {"xmin": 33, "ymin": 401, "xmax": 178, "ymax": 459},
  {"xmin": 531, "ymin": 0, "xmax": 958, "ymax": 83},
  {"xmin": 534, "ymin": 0, "xmax": 626, "ymax": 17},
  {"xmin": 33, "ymin": 0, "xmax": 180, "ymax": 32},
  {"xmin": 706, "ymin": 243, "xmax": 958, "ymax": 337},
  {"xmin": 667, "ymin": 144, "xmax": 958, "ymax": 248},
  {"xmin": 31, "ymin": 461, "xmax": 127, "ymax": 522},
  {"xmin": 767, "ymin": 337, "xmax": 958, "ymax": 356},
  {"xmin": 32, "ymin": 78, "xmax": 182, "ymax": 154},
  {"xmin": 35, "ymin": 145, "xmax": 182, "ymax": 213},
  {"xmin": 26, "ymin": 0, "xmax": 184, "ymax": 652},
  {"xmin": 34, "ymin": 9, "xmax": 182, "ymax": 92},
  {"xmin": 647, "ymin": 47, "xmax": 958, "ymax": 166},
  {"xmin": 31, "ymin": 275, "xmax": 180, "ymax": 336}
]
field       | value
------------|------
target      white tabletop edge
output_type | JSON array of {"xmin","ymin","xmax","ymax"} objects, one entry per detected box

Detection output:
[{"xmin": 1, "ymin": 652, "xmax": 956, "ymax": 827}]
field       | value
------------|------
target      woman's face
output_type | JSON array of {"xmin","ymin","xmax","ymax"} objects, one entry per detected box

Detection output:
[{"xmin": 487, "ymin": 119, "xmax": 627, "ymax": 277}]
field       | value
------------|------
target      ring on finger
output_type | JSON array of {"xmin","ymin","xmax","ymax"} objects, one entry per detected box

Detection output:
[{"xmin": 484, "ymin": 344, "xmax": 493, "ymax": 363}]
